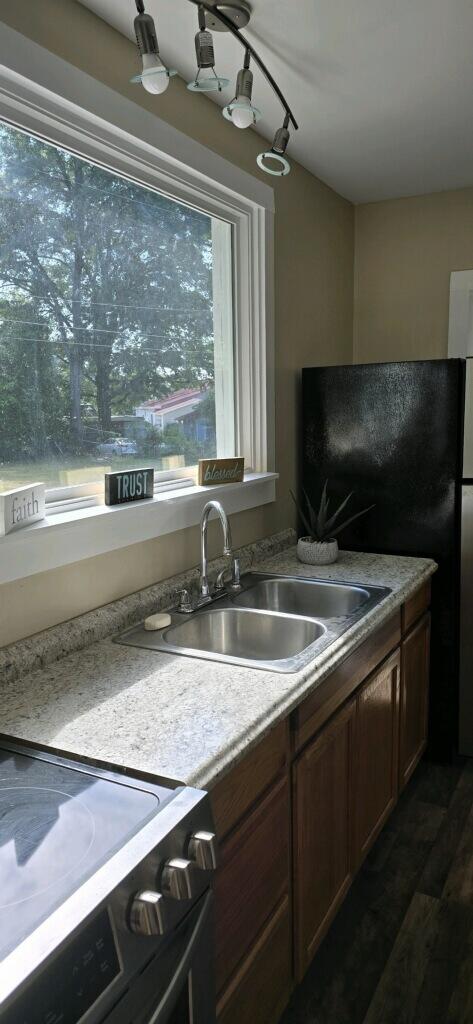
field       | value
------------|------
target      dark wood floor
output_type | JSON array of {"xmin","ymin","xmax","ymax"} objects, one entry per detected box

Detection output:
[{"xmin": 281, "ymin": 757, "xmax": 473, "ymax": 1024}]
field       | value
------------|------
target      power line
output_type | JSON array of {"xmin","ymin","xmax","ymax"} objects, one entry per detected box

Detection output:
[{"xmin": 0, "ymin": 290, "xmax": 213, "ymax": 316}]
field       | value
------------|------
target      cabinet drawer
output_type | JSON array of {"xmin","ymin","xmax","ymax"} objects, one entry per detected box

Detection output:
[
  {"xmin": 217, "ymin": 896, "xmax": 292, "ymax": 1024},
  {"xmin": 215, "ymin": 775, "xmax": 289, "ymax": 996},
  {"xmin": 210, "ymin": 721, "xmax": 288, "ymax": 840}
]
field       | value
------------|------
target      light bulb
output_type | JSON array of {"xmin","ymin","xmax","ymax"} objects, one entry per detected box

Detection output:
[
  {"xmin": 141, "ymin": 53, "xmax": 169, "ymax": 94},
  {"xmin": 231, "ymin": 96, "xmax": 254, "ymax": 129}
]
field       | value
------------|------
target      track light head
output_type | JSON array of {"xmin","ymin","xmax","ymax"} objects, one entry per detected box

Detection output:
[
  {"xmin": 130, "ymin": 5, "xmax": 177, "ymax": 94},
  {"xmin": 257, "ymin": 120, "xmax": 291, "ymax": 176},
  {"xmin": 223, "ymin": 62, "xmax": 261, "ymax": 128},
  {"xmin": 187, "ymin": 6, "xmax": 229, "ymax": 92}
]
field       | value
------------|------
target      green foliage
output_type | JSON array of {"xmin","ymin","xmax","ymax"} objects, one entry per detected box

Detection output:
[
  {"xmin": 290, "ymin": 481, "xmax": 375, "ymax": 542},
  {"xmin": 0, "ymin": 121, "xmax": 217, "ymax": 473}
]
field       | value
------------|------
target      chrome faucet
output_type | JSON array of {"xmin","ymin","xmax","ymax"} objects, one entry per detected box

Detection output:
[
  {"xmin": 199, "ymin": 500, "xmax": 232, "ymax": 601},
  {"xmin": 198, "ymin": 500, "xmax": 240, "ymax": 604},
  {"xmin": 176, "ymin": 500, "xmax": 241, "ymax": 612}
]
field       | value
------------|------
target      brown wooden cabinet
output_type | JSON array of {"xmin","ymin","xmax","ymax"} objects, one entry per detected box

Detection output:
[
  {"xmin": 211, "ymin": 583, "xmax": 432, "ymax": 1023},
  {"xmin": 353, "ymin": 650, "xmax": 400, "ymax": 866},
  {"xmin": 399, "ymin": 612, "xmax": 431, "ymax": 790},
  {"xmin": 293, "ymin": 698, "xmax": 356, "ymax": 979}
]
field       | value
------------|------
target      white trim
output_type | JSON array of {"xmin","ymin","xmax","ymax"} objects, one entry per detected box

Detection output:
[{"xmin": 0, "ymin": 473, "xmax": 278, "ymax": 585}]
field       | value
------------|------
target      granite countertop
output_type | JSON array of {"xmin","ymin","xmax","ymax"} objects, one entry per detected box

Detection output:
[{"xmin": 0, "ymin": 546, "xmax": 436, "ymax": 790}]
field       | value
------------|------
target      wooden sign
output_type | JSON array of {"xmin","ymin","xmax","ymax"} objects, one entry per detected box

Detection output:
[
  {"xmin": 0, "ymin": 482, "xmax": 46, "ymax": 536},
  {"xmin": 105, "ymin": 467, "xmax": 154, "ymax": 506},
  {"xmin": 198, "ymin": 457, "xmax": 245, "ymax": 486}
]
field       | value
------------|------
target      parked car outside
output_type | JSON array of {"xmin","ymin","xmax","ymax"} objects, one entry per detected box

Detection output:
[{"xmin": 97, "ymin": 437, "xmax": 138, "ymax": 456}]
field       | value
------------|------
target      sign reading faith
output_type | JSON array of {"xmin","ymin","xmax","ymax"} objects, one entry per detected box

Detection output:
[
  {"xmin": 0, "ymin": 482, "xmax": 46, "ymax": 536},
  {"xmin": 198, "ymin": 457, "xmax": 245, "ymax": 486},
  {"xmin": 105, "ymin": 467, "xmax": 154, "ymax": 506}
]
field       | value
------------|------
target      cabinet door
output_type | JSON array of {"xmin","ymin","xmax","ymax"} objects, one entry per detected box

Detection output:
[
  {"xmin": 354, "ymin": 650, "xmax": 400, "ymax": 866},
  {"xmin": 217, "ymin": 897, "xmax": 292, "ymax": 1024},
  {"xmin": 215, "ymin": 776, "xmax": 289, "ymax": 998},
  {"xmin": 400, "ymin": 613, "xmax": 431, "ymax": 790},
  {"xmin": 293, "ymin": 699, "xmax": 356, "ymax": 980}
]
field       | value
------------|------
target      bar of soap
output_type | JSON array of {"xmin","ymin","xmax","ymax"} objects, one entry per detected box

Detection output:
[{"xmin": 144, "ymin": 612, "xmax": 172, "ymax": 631}]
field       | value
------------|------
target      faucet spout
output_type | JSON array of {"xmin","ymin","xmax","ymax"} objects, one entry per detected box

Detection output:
[{"xmin": 199, "ymin": 500, "xmax": 233, "ymax": 600}]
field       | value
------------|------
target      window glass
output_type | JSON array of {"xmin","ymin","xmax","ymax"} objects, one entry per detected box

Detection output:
[{"xmin": 0, "ymin": 120, "xmax": 234, "ymax": 492}]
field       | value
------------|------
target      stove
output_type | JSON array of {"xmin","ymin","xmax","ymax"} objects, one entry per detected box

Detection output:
[{"xmin": 0, "ymin": 739, "xmax": 217, "ymax": 1024}]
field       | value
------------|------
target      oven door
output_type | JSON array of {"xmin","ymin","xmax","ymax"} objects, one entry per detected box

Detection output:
[{"xmin": 106, "ymin": 891, "xmax": 215, "ymax": 1024}]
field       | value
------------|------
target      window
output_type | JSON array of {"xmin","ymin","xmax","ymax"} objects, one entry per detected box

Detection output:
[
  {"xmin": 0, "ymin": 29, "xmax": 275, "ymax": 584},
  {"xmin": 0, "ymin": 120, "xmax": 235, "ymax": 495}
]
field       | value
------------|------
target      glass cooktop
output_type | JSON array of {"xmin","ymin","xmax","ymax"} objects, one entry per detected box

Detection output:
[{"xmin": 0, "ymin": 745, "xmax": 167, "ymax": 961}]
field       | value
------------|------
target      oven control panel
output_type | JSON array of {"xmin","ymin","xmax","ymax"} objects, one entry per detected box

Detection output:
[{"xmin": 2, "ymin": 909, "xmax": 121, "ymax": 1024}]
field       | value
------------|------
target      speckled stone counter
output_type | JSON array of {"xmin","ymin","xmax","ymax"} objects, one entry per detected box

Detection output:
[{"xmin": 0, "ymin": 545, "xmax": 436, "ymax": 790}]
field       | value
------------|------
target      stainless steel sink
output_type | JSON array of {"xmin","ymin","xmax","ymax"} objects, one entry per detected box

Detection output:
[
  {"xmin": 165, "ymin": 608, "xmax": 324, "ymax": 666},
  {"xmin": 233, "ymin": 576, "xmax": 372, "ymax": 618},
  {"xmin": 117, "ymin": 607, "xmax": 326, "ymax": 673},
  {"xmin": 115, "ymin": 572, "xmax": 391, "ymax": 673}
]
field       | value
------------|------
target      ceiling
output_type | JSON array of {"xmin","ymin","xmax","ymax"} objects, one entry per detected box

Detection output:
[{"xmin": 78, "ymin": 0, "xmax": 473, "ymax": 203}]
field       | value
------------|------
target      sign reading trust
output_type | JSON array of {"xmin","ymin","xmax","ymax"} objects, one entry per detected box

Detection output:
[
  {"xmin": 198, "ymin": 458, "xmax": 245, "ymax": 486},
  {"xmin": 105, "ymin": 468, "xmax": 154, "ymax": 506}
]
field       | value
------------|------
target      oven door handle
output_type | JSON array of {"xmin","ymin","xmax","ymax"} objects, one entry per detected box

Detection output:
[{"xmin": 144, "ymin": 890, "xmax": 213, "ymax": 1024}]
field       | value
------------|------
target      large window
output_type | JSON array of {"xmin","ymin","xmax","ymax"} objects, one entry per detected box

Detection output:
[
  {"xmin": 0, "ymin": 120, "xmax": 234, "ymax": 493},
  {"xmin": 0, "ymin": 31, "xmax": 274, "ymax": 583}
]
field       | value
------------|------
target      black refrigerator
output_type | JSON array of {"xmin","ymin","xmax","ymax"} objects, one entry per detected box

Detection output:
[{"xmin": 302, "ymin": 359, "xmax": 466, "ymax": 760}]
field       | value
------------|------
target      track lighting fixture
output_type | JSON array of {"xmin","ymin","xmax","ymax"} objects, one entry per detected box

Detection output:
[
  {"xmin": 187, "ymin": 5, "xmax": 229, "ymax": 93},
  {"xmin": 129, "ymin": 1, "xmax": 298, "ymax": 178},
  {"xmin": 223, "ymin": 50, "xmax": 261, "ymax": 128},
  {"xmin": 257, "ymin": 116, "xmax": 291, "ymax": 176},
  {"xmin": 130, "ymin": 0, "xmax": 177, "ymax": 94}
]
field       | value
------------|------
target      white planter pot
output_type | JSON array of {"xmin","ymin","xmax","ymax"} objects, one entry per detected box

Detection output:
[{"xmin": 297, "ymin": 537, "xmax": 339, "ymax": 566}]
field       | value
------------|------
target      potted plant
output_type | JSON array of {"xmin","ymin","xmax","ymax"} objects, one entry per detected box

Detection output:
[{"xmin": 290, "ymin": 482, "xmax": 375, "ymax": 565}]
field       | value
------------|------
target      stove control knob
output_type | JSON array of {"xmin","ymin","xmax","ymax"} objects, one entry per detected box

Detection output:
[
  {"xmin": 161, "ymin": 857, "xmax": 199, "ymax": 900},
  {"xmin": 129, "ymin": 890, "xmax": 167, "ymax": 937},
  {"xmin": 188, "ymin": 830, "xmax": 218, "ymax": 871}
]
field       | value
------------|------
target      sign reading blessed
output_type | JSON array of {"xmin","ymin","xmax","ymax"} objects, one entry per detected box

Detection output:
[
  {"xmin": 105, "ymin": 468, "xmax": 154, "ymax": 506},
  {"xmin": 0, "ymin": 482, "xmax": 46, "ymax": 536},
  {"xmin": 198, "ymin": 458, "xmax": 245, "ymax": 486}
]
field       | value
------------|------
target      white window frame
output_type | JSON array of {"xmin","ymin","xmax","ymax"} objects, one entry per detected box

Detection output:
[{"xmin": 0, "ymin": 23, "xmax": 276, "ymax": 585}]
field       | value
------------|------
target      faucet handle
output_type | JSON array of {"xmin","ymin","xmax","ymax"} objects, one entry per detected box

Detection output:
[
  {"xmin": 214, "ymin": 568, "xmax": 227, "ymax": 592},
  {"xmin": 177, "ymin": 589, "xmax": 194, "ymax": 614}
]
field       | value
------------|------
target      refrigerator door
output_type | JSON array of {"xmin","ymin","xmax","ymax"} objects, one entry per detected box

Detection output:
[
  {"xmin": 464, "ymin": 359, "xmax": 473, "ymax": 478},
  {"xmin": 302, "ymin": 359, "xmax": 465, "ymax": 759},
  {"xmin": 459, "ymin": 485, "xmax": 473, "ymax": 754}
]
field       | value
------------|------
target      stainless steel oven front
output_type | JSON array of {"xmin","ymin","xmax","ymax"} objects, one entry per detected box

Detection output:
[
  {"xmin": 108, "ymin": 891, "xmax": 215, "ymax": 1024},
  {"xmin": 0, "ymin": 743, "xmax": 218, "ymax": 1024}
]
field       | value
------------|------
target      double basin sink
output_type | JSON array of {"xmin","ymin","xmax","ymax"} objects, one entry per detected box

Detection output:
[{"xmin": 117, "ymin": 572, "xmax": 391, "ymax": 673}]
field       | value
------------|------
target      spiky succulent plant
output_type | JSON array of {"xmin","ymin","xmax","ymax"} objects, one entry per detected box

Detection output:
[{"xmin": 290, "ymin": 481, "xmax": 375, "ymax": 543}]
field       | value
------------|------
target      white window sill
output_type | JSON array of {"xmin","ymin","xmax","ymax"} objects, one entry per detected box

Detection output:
[{"xmin": 0, "ymin": 473, "xmax": 278, "ymax": 585}]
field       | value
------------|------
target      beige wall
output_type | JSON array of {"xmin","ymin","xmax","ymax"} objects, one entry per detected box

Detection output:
[
  {"xmin": 354, "ymin": 187, "xmax": 473, "ymax": 363},
  {"xmin": 0, "ymin": 0, "xmax": 354, "ymax": 646}
]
